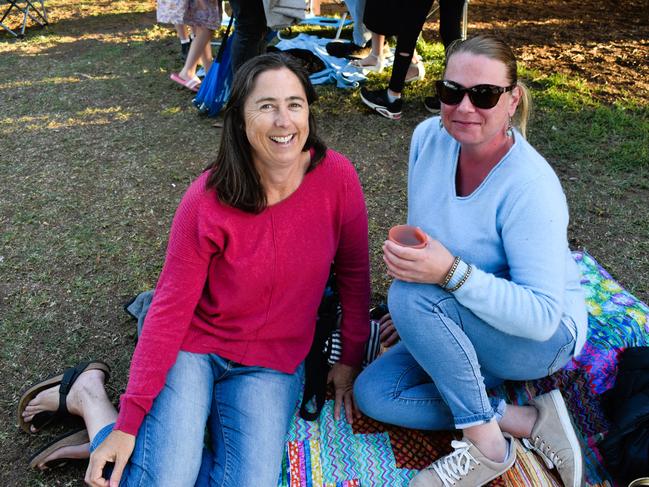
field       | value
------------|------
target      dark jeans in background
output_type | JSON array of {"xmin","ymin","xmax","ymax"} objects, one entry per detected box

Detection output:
[{"xmin": 229, "ymin": 0, "xmax": 268, "ymax": 73}]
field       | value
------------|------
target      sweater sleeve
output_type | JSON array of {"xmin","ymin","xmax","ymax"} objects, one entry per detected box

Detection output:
[
  {"xmin": 115, "ymin": 181, "xmax": 222, "ymax": 435},
  {"xmin": 333, "ymin": 159, "xmax": 370, "ymax": 367},
  {"xmin": 452, "ymin": 175, "xmax": 569, "ymax": 341}
]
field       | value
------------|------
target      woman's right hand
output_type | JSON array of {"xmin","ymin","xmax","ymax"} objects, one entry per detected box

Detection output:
[
  {"xmin": 85, "ymin": 430, "xmax": 135, "ymax": 487},
  {"xmin": 378, "ymin": 313, "xmax": 400, "ymax": 347}
]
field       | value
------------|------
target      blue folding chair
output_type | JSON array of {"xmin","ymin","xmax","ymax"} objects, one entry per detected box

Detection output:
[{"xmin": 1, "ymin": 0, "xmax": 48, "ymax": 38}]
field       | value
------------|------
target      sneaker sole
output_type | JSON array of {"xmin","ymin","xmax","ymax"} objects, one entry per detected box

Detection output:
[
  {"xmin": 359, "ymin": 92, "xmax": 401, "ymax": 120},
  {"xmin": 548, "ymin": 389, "xmax": 583, "ymax": 487}
]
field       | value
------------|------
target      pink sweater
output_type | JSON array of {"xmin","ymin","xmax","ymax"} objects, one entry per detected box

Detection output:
[{"xmin": 115, "ymin": 150, "xmax": 370, "ymax": 435}]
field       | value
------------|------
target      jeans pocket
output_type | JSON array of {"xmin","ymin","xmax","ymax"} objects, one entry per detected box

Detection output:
[{"xmin": 547, "ymin": 322, "xmax": 576, "ymax": 376}]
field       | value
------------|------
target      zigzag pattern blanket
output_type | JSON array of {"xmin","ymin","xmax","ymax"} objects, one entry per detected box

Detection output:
[{"xmin": 279, "ymin": 251, "xmax": 649, "ymax": 486}]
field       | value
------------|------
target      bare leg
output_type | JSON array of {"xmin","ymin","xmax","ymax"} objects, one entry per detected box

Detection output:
[
  {"xmin": 463, "ymin": 418, "xmax": 509, "ymax": 462},
  {"xmin": 499, "ymin": 404, "xmax": 538, "ymax": 438},
  {"xmin": 23, "ymin": 369, "xmax": 118, "ymax": 468},
  {"xmin": 354, "ymin": 32, "xmax": 384, "ymax": 67},
  {"xmin": 175, "ymin": 24, "xmax": 190, "ymax": 42},
  {"xmin": 179, "ymin": 26, "xmax": 213, "ymax": 80},
  {"xmin": 199, "ymin": 30, "xmax": 214, "ymax": 71}
]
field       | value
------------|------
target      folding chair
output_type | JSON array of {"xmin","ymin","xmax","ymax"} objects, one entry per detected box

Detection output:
[
  {"xmin": 1, "ymin": 0, "xmax": 48, "ymax": 38},
  {"xmin": 300, "ymin": 0, "xmax": 352, "ymax": 41}
]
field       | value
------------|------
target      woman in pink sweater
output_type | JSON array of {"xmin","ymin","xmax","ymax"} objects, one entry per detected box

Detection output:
[{"xmin": 20, "ymin": 53, "xmax": 370, "ymax": 486}]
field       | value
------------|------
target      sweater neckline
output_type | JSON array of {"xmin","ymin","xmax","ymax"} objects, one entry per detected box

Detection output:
[
  {"xmin": 265, "ymin": 148, "xmax": 317, "ymax": 211},
  {"xmin": 449, "ymin": 134, "xmax": 518, "ymax": 200}
]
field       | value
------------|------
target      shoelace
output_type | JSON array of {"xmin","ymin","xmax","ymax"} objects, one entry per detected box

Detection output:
[
  {"xmin": 522, "ymin": 436, "xmax": 563, "ymax": 470},
  {"xmin": 428, "ymin": 440, "xmax": 480, "ymax": 486}
]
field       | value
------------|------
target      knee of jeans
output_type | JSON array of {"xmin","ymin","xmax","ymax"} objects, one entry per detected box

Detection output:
[{"xmin": 389, "ymin": 279, "xmax": 445, "ymax": 314}]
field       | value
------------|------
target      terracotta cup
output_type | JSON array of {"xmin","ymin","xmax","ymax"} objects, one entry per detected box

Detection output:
[{"xmin": 388, "ymin": 225, "xmax": 427, "ymax": 249}]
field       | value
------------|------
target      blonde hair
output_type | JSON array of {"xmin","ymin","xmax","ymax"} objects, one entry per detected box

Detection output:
[{"xmin": 444, "ymin": 35, "xmax": 531, "ymax": 138}]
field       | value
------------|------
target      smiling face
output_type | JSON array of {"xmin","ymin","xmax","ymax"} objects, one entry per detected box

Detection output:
[
  {"xmin": 441, "ymin": 52, "xmax": 520, "ymax": 150},
  {"xmin": 243, "ymin": 68, "xmax": 310, "ymax": 173}
]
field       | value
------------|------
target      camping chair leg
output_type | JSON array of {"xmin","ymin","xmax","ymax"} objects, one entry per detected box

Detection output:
[
  {"xmin": 461, "ymin": 0, "xmax": 469, "ymax": 40},
  {"xmin": 20, "ymin": 4, "xmax": 29, "ymax": 36},
  {"xmin": 24, "ymin": 0, "xmax": 48, "ymax": 25},
  {"xmin": 0, "ymin": 22, "xmax": 18, "ymax": 36},
  {"xmin": 334, "ymin": 12, "xmax": 347, "ymax": 40}
]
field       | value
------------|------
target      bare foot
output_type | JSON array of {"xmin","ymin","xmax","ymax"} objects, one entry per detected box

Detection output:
[
  {"xmin": 34, "ymin": 442, "xmax": 91, "ymax": 471},
  {"xmin": 22, "ymin": 369, "xmax": 107, "ymax": 433}
]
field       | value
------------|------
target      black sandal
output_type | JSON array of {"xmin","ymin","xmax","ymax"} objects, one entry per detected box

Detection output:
[
  {"xmin": 17, "ymin": 360, "xmax": 110, "ymax": 434},
  {"xmin": 29, "ymin": 428, "xmax": 89, "ymax": 470}
]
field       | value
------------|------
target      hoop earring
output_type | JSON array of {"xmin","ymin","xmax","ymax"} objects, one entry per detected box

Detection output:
[{"xmin": 506, "ymin": 117, "xmax": 513, "ymax": 138}]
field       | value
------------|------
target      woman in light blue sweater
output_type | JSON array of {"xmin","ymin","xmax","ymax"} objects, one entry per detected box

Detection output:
[{"xmin": 354, "ymin": 35, "xmax": 587, "ymax": 487}]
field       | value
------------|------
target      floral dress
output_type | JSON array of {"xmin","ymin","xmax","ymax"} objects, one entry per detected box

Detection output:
[{"xmin": 157, "ymin": 0, "xmax": 221, "ymax": 30}]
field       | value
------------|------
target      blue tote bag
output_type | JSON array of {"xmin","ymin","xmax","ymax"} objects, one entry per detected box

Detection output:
[{"xmin": 193, "ymin": 15, "xmax": 234, "ymax": 117}]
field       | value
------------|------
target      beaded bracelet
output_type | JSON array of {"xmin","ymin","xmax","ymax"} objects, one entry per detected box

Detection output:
[
  {"xmin": 448, "ymin": 264, "xmax": 472, "ymax": 293},
  {"xmin": 441, "ymin": 256, "xmax": 461, "ymax": 289}
]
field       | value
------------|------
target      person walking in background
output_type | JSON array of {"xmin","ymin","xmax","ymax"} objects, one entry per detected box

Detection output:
[
  {"xmin": 228, "ymin": 0, "xmax": 269, "ymax": 73},
  {"xmin": 359, "ymin": 0, "xmax": 465, "ymax": 120},
  {"xmin": 159, "ymin": 0, "xmax": 222, "ymax": 92}
]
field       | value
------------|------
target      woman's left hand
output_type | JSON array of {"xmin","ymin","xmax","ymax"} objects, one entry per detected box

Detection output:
[
  {"xmin": 383, "ymin": 233, "xmax": 455, "ymax": 285},
  {"xmin": 327, "ymin": 363, "xmax": 361, "ymax": 424}
]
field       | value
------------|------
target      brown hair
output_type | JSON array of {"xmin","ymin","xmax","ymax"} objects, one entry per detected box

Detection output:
[
  {"xmin": 444, "ymin": 35, "xmax": 531, "ymax": 138},
  {"xmin": 205, "ymin": 53, "xmax": 327, "ymax": 213}
]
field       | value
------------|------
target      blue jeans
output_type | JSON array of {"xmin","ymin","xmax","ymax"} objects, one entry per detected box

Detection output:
[
  {"xmin": 354, "ymin": 280, "xmax": 575, "ymax": 430},
  {"xmin": 91, "ymin": 351, "xmax": 303, "ymax": 487}
]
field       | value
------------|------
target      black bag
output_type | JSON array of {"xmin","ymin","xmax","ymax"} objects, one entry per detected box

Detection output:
[
  {"xmin": 299, "ymin": 273, "xmax": 385, "ymax": 421},
  {"xmin": 299, "ymin": 270, "xmax": 341, "ymax": 421},
  {"xmin": 598, "ymin": 347, "xmax": 649, "ymax": 482}
]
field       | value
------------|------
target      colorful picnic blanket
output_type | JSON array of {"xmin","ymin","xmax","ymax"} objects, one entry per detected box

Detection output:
[{"xmin": 279, "ymin": 250, "xmax": 649, "ymax": 487}]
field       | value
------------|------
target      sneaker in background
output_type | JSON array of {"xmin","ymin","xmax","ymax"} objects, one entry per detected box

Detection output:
[
  {"xmin": 360, "ymin": 88, "xmax": 402, "ymax": 120},
  {"xmin": 423, "ymin": 95, "xmax": 441, "ymax": 114},
  {"xmin": 524, "ymin": 389, "xmax": 584, "ymax": 487}
]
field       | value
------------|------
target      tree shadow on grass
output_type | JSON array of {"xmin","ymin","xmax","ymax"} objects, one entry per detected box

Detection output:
[{"xmin": 0, "ymin": 10, "xmax": 157, "ymax": 41}]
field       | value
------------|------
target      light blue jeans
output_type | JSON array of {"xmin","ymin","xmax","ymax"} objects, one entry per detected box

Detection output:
[
  {"xmin": 354, "ymin": 280, "xmax": 576, "ymax": 430},
  {"xmin": 91, "ymin": 351, "xmax": 303, "ymax": 487}
]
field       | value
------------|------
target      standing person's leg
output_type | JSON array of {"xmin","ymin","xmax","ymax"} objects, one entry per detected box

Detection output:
[
  {"xmin": 350, "ymin": 32, "xmax": 385, "ymax": 71},
  {"xmin": 347, "ymin": 0, "xmax": 372, "ymax": 48},
  {"xmin": 179, "ymin": 26, "xmax": 214, "ymax": 80},
  {"xmin": 388, "ymin": 0, "xmax": 433, "ymax": 95},
  {"xmin": 438, "ymin": 0, "xmax": 463, "ymax": 47},
  {"xmin": 229, "ymin": 0, "xmax": 268, "ymax": 73},
  {"xmin": 423, "ymin": 0, "xmax": 464, "ymax": 112},
  {"xmin": 196, "ymin": 358, "xmax": 303, "ymax": 487},
  {"xmin": 176, "ymin": 24, "xmax": 193, "ymax": 61}
]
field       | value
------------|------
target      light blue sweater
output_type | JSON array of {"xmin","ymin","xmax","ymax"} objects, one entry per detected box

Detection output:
[{"xmin": 408, "ymin": 117, "xmax": 587, "ymax": 355}]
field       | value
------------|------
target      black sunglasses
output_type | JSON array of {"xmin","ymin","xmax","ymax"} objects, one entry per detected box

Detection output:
[{"xmin": 435, "ymin": 80, "xmax": 516, "ymax": 109}]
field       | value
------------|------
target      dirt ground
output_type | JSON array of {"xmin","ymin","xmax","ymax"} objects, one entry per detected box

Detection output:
[
  {"xmin": 444, "ymin": 0, "xmax": 649, "ymax": 103},
  {"xmin": 326, "ymin": 0, "xmax": 649, "ymax": 102}
]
